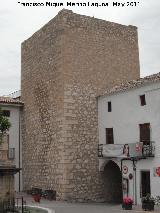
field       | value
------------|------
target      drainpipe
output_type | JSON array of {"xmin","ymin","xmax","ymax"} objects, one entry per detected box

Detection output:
[
  {"xmin": 121, "ymin": 159, "xmax": 123, "ymax": 200},
  {"xmin": 132, "ymin": 160, "xmax": 135, "ymax": 204},
  {"xmin": 18, "ymin": 108, "xmax": 21, "ymax": 192},
  {"xmin": 133, "ymin": 159, "xmax": 137, "ymax": 205}
]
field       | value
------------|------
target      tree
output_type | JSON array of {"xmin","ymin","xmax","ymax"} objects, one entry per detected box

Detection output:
[{"xmin": 0, "ymin": 107, "xmax": 11, "ymax": 144}]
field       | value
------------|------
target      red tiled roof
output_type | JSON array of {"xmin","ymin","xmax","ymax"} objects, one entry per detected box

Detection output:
[
  {"xmin": 0, "ymin": 96, "xmax": 24, "ymax": 105},
  {"xmin": 101, "ymin": 72, "xmax": 160, "ymax": 97}
]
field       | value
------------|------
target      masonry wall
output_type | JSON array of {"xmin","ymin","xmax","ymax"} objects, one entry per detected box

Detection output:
[{"xmin": 21, "ymin": 9, "xmax": 140, "ymax": 201}]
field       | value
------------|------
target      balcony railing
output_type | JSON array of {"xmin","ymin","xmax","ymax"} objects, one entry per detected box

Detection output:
[
  {"xmin": 98, "ymin": 142, "xmax": 155, "ymax": 158},
  {"xmin": 0, "ymin": 148, "xmax": 15, "ymax": 161},
  {"xmin": 142, "ymin": 142, "xmax": 155, "ymax": 157}
]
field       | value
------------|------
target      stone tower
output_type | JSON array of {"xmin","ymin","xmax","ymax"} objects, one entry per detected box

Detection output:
[{"xmin": 21, "ymin": 9, "xmax": 140, "ymax": 201}]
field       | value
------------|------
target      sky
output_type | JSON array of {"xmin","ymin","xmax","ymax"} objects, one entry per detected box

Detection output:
[{"xmin": 0, "ymin": 0, "xmax": 160, "ymax": 95}]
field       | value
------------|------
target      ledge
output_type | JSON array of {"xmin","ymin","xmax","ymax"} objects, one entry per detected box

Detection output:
[{"xmin": 0, "ymin": 166, "xmax": 21, "ymax": 175}]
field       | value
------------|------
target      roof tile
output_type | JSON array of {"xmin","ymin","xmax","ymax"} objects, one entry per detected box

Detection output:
[
  {"xmin": 101, "ymin": 72, "xmax": 160, "ymax": 97},
  {"xmin": 0, "ymin": 96, "xmax": 24, "ymax": 105}
]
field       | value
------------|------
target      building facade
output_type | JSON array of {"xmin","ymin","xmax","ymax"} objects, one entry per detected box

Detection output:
[
  {"xmin": 0, "ymin": 97, "xmax": 23, "ymax": 192},
  {"xmin": 21, "ymin": 9, "xmax": 140, "ymax": 201},
  {"xmin": 0, "ymin": 134, "xmax": 16, "ymax": 210},
  {"xmin": 98, "ymin": 73, "xmax": 160, "ymax": 204}
]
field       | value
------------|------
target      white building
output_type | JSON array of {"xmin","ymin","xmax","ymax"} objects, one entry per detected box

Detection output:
[
  {"xmin": 98, "ymin": 72, "xmax": 160, "ymax": 204},
  {"xmin": 0, "ymin": 96, "xmax": 23, "ymax": 192}
]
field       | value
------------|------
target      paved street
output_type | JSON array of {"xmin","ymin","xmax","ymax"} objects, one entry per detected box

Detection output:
[
  {"xmin": 18, "ymin": 193, "xmax": 160, "ymax": 213},
  {"xmin": 30, "ymin": 202, "xmax": 160, "ymax": 213}
]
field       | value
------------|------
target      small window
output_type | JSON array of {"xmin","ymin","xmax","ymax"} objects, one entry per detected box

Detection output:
[
  {"xmin": 106, "ymin": 128, "xmax": 114, "ymax": 144},
  {"xmin": 108, "ymin": 101, "xmax": 112, "ymax": 112},
  {"xmin": 140, "ymin": 95, "xmax": 146, "ymax": 106}
]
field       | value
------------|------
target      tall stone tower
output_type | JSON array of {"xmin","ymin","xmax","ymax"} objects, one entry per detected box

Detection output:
[{"xmin": 21, "ymin": 9, "xmax": 140, "ymax": 201}]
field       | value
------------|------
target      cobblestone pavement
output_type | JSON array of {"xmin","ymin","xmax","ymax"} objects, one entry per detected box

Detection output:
[{"xmin": 17, "ymin": 193, "xmax": 160, "ymax": 213}]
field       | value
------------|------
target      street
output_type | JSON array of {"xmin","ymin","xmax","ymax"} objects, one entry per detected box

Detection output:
[{"xmin": 27, "ymin": 199, "xmax": 160, "ymax": 213}]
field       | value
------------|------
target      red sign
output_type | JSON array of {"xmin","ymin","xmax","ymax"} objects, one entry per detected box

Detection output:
[
  {"xmin": 156, "ymin": 167, "xmax": 160, "ymax": 177},
  {"xmin": 153, "ymin": 167, "xmax": 160, "ymax": 177}
]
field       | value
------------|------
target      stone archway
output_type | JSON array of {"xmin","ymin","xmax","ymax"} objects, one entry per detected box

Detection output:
[{"xmin": 103, "ymin": 160, "xmax": 123, "ymax": 203}]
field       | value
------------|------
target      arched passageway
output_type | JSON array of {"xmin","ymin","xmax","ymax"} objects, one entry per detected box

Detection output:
[{"xmin": 103, "ymin": 160, "xmax": 123, "ymax": 203}]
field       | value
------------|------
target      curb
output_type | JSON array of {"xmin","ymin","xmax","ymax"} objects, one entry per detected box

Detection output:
[{"xmin": 27, "ymin": 205, "xmax": 55, "ymax": 213}]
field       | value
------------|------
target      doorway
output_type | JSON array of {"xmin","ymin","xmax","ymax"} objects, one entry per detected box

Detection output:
[
  {"xmin": 103, "ymin": 160, "xmax": 122, "ymax": 203},
  {"xmin": 141, "ymin": 171, "xmax": 151, "ymax": 197}
]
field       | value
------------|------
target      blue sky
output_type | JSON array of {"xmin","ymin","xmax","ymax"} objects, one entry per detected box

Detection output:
[{"xmin": 0, "ymin": 0, "xmax": 160, "ymax": 95}]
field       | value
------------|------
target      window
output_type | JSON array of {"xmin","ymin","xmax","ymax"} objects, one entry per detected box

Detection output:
[
  {"xmin": 2, "ymin": 110, "xmax": 10, "ymax": 117},
  {"xmin": 140, "ymin": 95, "xmax": 146, "ymax": 106},
  {"xmin": 108, "ymin": 101, "xmax": 112, "ymax": 112},
  {"xmin": 106, "ymin": 128, "xmax": 114, "ymax": 144},
  {"xmin": 139, "ymin": 123, "xmax": 150, "ymax": 145}
]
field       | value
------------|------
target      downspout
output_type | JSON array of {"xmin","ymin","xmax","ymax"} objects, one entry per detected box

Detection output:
[
  {"xmin": 133, "ymin": 159, "xmax": 137, "ymax": 205},
  {"xmin": 132, "ymin": 160, "xmax": 135, "ymax": 204},
  {"xmin": 121, "ymin": 159, "xmax": 123, "ymax": 199},
  {"xmin": 18, "ymin": 107, "xmax": 21, "ymax": 192}
]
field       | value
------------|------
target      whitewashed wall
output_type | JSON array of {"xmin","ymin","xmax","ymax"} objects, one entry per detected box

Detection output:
[{"xmin": 98, "ymin": 81, "xmax": 160, "ymax": 204}]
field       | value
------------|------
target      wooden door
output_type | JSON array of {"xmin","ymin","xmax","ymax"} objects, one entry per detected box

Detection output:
[
  {"xmin": 139, "ymin": 123, "xmax": 150, "ymax": 145},
  {"xmin": 141, "ymin": 171, "xmax": 151, "ymax": 197}
]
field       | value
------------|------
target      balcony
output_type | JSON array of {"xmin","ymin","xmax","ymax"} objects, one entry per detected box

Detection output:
[
  {"xmin": 142, "ymin": 142, "xmax": 155, "ymax": 157},
  {"xmin": 98, "ymin": 142, "xmax": 155, "ymax": 159}
]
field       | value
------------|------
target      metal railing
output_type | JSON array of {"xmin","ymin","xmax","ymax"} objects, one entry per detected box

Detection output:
[
  {"xmin": 0, "ymin": 198, "xmax": 15, "ymax": 212},
  {"xmin": 0, "ymin": 197, "xmax": 30, "ymax": 213},
  {"xmin": 98, "ymin": 144, "xmax": 103, "ymax": 157},
  {"xmin": 142, "ymin": 141, "xmax": 155, "ymax": 157}
]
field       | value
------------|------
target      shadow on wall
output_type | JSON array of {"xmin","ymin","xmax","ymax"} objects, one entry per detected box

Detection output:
[{"xmin": 103, "ymin": 160, "xmax": 122, "ymax": 203}]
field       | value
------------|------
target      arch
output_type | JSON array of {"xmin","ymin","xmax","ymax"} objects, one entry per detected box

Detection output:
[{"xmin": 103, "ymin": 160, "xmax": 122, "ymax": 203}]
